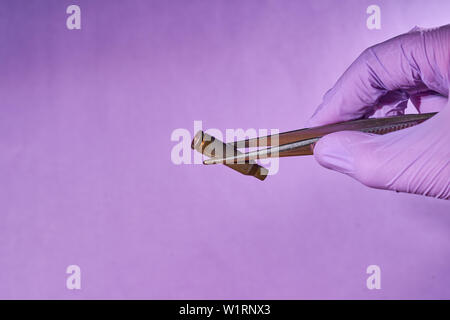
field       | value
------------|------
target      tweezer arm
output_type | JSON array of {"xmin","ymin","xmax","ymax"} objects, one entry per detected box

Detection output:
[{"xmin": 204, "ymin": 112, "xmax": 437, "ymax": 164}]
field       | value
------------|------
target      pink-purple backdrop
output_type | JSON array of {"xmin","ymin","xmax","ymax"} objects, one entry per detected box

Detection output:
[{"xmin": 0, "ymin": 0, "xmax": 449, "ymax": 299}]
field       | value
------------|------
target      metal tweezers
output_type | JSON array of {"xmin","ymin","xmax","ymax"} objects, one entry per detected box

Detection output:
[{"xmin": 191, "ymin": 112, "xmax": 436, "ymax": 181}]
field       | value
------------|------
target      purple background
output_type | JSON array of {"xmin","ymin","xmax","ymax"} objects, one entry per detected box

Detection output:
[{"xmin": 0, "ymin": 0, "xmax": 449, "ymax": 299}]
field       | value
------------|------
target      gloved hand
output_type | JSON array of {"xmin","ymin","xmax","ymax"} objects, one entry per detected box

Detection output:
[{"xmin": 308, "ymin": 25, "xmax": 450, "ymax": 200}]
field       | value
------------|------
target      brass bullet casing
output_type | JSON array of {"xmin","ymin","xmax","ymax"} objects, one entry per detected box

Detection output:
[{"xmin": 191, "ymin": 131, "xmax": 268, "ymax": 181}]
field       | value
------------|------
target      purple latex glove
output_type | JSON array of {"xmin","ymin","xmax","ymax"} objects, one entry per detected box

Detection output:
[{"xmin": 308, "ymin": 25, "xmax": 450, "ymax": 200}]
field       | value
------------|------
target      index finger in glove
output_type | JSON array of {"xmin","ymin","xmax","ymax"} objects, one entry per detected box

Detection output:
[{"xmin": 308, "ymin": 25, "xmax": 450, "ymax": 127}]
